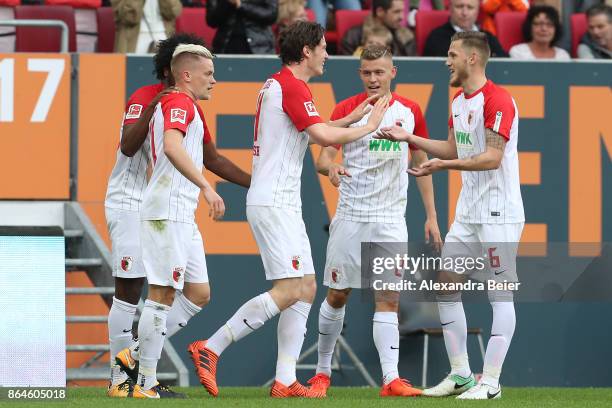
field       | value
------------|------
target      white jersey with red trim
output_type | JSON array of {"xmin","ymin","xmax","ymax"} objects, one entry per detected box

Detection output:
[
  {"xmin": 332, "ymin": 92, "xmax": 429, "ymax": 223},
  {"xmin": 449, "ymin": 80, "xmax": 524, "ymax": 224},
  {"xmin": 246, "ymin": 67, "xmax": 323, "ymax": 211},
  {"xmin": 140, "ymin": 92, "xmax": 211, "ymax": 223},
  {"xmin": 105, "ymin": 83, "xmax": 163, "ymax": 211}
]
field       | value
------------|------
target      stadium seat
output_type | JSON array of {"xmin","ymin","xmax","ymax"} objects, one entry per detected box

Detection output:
[
  {"xmin": 175, "ymin": 8, "xmax": 216, "ymax": 49},
  {"xmin": 570, "ymin": 13, "xmax": 587, "ymax": 58},
  {"xmin": 305, "ymin": 8, "xmax": 315, "ymax": 22},
  {"xmin": 335, "ymin": 9, "xmax": 370, "ymax": 54},
  {"xmin": 15, "ymin": 5, "xmax": 77, "ymax": 52},
  {"xmin": 415, "ymin": 10, "xmax": 449, "ymax": 56},
  {"xmin": 495, "ymin": 11, "xmax": 527, "ymax": 53},
  {"xmin": 96, "ymin": 6, "xmax": 114, "ymax": 53}
]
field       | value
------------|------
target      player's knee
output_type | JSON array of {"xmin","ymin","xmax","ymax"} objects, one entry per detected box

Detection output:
[
  {"xmin": 148, "ymin": 285, "xmax": 176, "ymax": 306},
  {"xmin": 114, "ymin": 277, "xmax": 145, "ymax": 305},
  {"xmin": 300, "ymin": 277, "xmax": 317, "ymax": 302},
  {"xmin": 190, "ymin": 290, "xmax": 210, "ymax": 308},
  {"xmin": 327, "ymin": 289, "xmax": 350, "ymax": 308}
]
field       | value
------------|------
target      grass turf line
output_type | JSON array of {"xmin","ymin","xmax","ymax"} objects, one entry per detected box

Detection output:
[{"xmin": 2, "ymin": 387, "xmax": 612, "ymax": 407}]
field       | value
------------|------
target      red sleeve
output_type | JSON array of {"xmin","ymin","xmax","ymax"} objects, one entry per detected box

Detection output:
[
  {"xmin": 123, "ymin": 88, "xmax": 155, "ymax": 126},
  {"xmin": 161, "ymin": 94, "xmax": 195, "ymax": 135},
  {"xmin": 408, "ymin": 103, "xmax": 429, "ymax": 151},
  {"xmin": 281, "ymin": 81, "xmax": 323, "ymax": 131},
  {"xmin": 484, "ymin": 88, "xmax": 515, "ymax": 140}
]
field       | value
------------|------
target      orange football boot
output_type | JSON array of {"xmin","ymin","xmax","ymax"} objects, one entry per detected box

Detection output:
[
  {"xmin": 380, "ymin": 378, "xmax": 422, "ymax": 397},
  {"xmin": 187, "ymin": 340, "xmax": 219, "ymax": 397},
  {"xmin": 270, "ymin": 380, "xmax": 325, "ymax": 398},
  {"xmin": 307, "ymin": 373, "xmax": 331, "ymax": 397}
]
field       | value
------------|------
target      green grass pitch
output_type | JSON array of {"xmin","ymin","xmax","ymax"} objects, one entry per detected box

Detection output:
[{"xmin": 2, "ymin": 387, "xmax": 612, "ymax": 407}]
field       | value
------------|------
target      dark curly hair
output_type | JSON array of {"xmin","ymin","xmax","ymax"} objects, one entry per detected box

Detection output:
[
  {"xmin": 279, "ymin": 21, "xmax": 325, "ymax": 65},
  {"xmin": 522, "ymin": 5, "xmax": 563, "ymax": 46},
  {"xmin": 153, "ymin": 33, "xmax": 207, "ymax": 82}
]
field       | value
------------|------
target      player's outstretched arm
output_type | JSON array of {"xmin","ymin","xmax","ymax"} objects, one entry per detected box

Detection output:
[
  {"xmin": 441, "ymin": 128, "xmax": 506, "ymax": 171},
  {"xmin": 121, "ymin": 88, "xmax": 176, "ymax": 157},
  {"xmin": 411, "ymin": 149, "xmax": 442, "ymax": 248},
  {"xmin": 307, "ymin": 95, "xmax": 390, "ymax": 146},
  {"xmin": 375, "ymin": 126, "xmax": 458, "ymax": 160},
  {"xmin": 408, "ymin": 128, "xmax": 506, "ymax": 176},
  {"xmin": 203, "ymin": 141, "xmax": 251, "ymax": 188},
  {"xmin": 328, "ymin": 95, "xmax": 378, "ymax": 128},
  {"xmin": 164, "ymin": 129, "xmax": 225, "ymax": 220}
]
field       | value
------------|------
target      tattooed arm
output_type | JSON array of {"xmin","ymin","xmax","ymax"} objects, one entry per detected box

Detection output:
[{"xmin": 407, "ymin": 129, "xmax": 506, "ymax": 177}]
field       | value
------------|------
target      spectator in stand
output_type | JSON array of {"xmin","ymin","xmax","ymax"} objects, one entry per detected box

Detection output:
[
  {"xmin": 509, "ymin": 5, "xmax": 570, "ymax": 59},
  {"xmin": 578, "ymin": 3, "xmax": 612, "ymax": 59},
  {"xmin": 206, "ymin": 0, "xmax": 278, "ymax": 54},
  {"xmin": 353, "ymin": 23, "xmax": 394, "ymax": 55},
  {"xmin": 307, "ymin": 0, "xmax": 361, "ymax": 28},
  {"xmin": 277, "ymin": 0, "xmax": 308, "ymax": 28},
  {"xmin": 480, "ymin": 0, "xmax": 529, "ymax": 36},
  {"xmin": 423, "ymin": 0, "xmax": 508, "ymax": 56},
  {"xmin": 112, "ymin": 0, "xmax": 183, "ymax": 53},
  {"xmin": 341, "ymin": 0, "xmax": 416, "ymax": 55}
]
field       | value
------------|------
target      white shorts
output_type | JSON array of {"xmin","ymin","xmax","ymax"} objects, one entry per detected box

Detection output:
[
  {"xmin": 324, "ymin": 217, "xmax": 408, "ymax": 290},
  {"xmin": 140, "ymin": 220, "xmax": 208, "ymax": 290},
  {"xmin": 247, "ymin": 206, "xmax": 315, "ymax": 281},
  {"xmin": 441, "ymin": 221, "xmax": 524, "ymax": 282},
  {"xmin": 105, "ymin": 208, "xmax": 145, "ymax": 279}
]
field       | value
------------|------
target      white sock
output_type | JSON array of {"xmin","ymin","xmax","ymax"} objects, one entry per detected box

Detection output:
[
  {"xmin": 207, "ymin": 292, "xmax": 280, "ymax": 356},
  {"xmin": 437, "ymin": 294, "xmax": 471, "ymax": 378},
  {"xmin": 166, "ymin": 291, "xmax": 202, "ymax": 337},
  {"xmin": 129, "ymin": 339, "xmax": 140, "ymax": 361},
  {"xmin": 316, "ymin": 299, "xmax": 345, "ymax": 377},
  {"xmin": 373, "ymin": 312, "xmax": 400, "ymax": 385},
  {"xmin": 276, "ymin": 301, "xmax": 311, "ymax": 385},
  {"xmin": 482, "ymin": 301, "xmax": 515, "ymax": 388},
  {"xmin": 136, "ymin": 299, "xmax": 170, "ymax": 390},
  {"xmin": 108, "ymin": 297, "xmax": 137, "ymax": 385}
]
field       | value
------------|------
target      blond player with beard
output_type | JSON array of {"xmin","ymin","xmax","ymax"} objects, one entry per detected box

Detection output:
[{"xmin": 376, "ymin": 31, "xmax": 524, "ymax": 400}]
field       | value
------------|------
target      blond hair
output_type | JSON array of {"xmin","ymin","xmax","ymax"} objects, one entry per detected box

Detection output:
[{"xmin": 170, "ymin": 44, "xmax": 214, "ymax": 77}]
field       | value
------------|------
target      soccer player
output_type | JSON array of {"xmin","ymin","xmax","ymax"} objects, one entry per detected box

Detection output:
[
  {"xmin": 105, "ymin": 35, "xmax": 250, "ymax": 398},
  {"xmin": 132, "ymin": 44, "xmax": 226, "ymax": 399},
  {"xmin": 187, "ymin": 21, "xmax": 390, "ymax": 398},
  {"xmin": 376, "ymin": 31, "xmax": 524, "ymax": 400},
  {"xmin": 307, "ymin": 44, "xmax": 441, "ymax": 398}
]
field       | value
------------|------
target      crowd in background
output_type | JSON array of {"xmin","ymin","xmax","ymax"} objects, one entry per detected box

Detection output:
[{"xmin": 0, "ymin": 0, "xmax": 610, "ymax": 58}]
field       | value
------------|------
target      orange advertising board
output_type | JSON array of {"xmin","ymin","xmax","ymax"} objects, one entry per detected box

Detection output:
[{"xmin": 0, "ymin": 54, "xmax": 71, "ymax": 199}]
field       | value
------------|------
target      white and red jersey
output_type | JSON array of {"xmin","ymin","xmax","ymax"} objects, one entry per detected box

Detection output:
[
  {"xmin": 105, "ymin": 83, "xmax": 163, "ymax": 211},
  {"xmin": 449, "ymin": 80, "xmax": 524, "ymax": 224},
  {"xmin": 246, "ymin": 67, "xmax": 323, "ymax": 211},
  {"xmin": 140, "ymin": 92, "xmax": 212, "ymax": 223},
  {"xmin": 331, "ymin": 92, "xmax": 429, "ymax": 223}
]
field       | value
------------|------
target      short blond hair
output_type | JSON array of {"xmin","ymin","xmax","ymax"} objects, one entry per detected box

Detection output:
[{"xmin": 170, "ymin": 44, "xmax": 214, "ymax": 78}]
